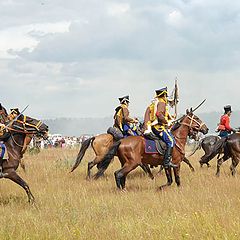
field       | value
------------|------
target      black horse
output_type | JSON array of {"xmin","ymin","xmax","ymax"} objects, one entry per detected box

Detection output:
[
  {"xmin": 210, "ymin": 133, "xmax": 240, "ymax": 176},
  {"xmin": 0, "ymin": 113, "xmax": 48, "ymax": 203},
  {"xmin": 188, "ymin": 135, "xmax": 221, "ymax": 167}
]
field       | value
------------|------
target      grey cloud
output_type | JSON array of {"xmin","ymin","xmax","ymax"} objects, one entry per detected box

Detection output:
[
  {"xmin": 10, "ymin": 0, "xmax": 240, "ymax": 73},
  {"xmin": 1, "ymin": 0, "xmax": 240, "ymax": 121}
]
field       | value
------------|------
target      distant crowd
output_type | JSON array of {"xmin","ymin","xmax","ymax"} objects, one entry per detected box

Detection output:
[{"xmin": 29, "ymin": 134, "xmax": 93, "ymax": 149}]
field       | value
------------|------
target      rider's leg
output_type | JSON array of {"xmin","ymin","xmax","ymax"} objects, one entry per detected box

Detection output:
[
  {"xmin": 161, "ymin": 129, "xmax": 177, "ymax": 168},
  {"xmin": 0, "ymin": 142, "xmax": 6, "ymax": 177}
]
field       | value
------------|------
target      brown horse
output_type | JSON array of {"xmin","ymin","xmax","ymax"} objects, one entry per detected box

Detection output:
[
  {"xmin": 95, "ymin": 111, "xmax": 208, "ymax": 190},
  {"xmin": 71, "ymin": 129, "xmax": 196, "ymax": 179},
  {"xmin": 0, "ymin": 114, "xmax": 48, "ymax": 203}
]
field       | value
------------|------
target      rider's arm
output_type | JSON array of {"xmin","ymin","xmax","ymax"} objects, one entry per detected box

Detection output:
[
  {"xmin": 156, "ymin": 102, "xmax": 168, "ymax": 124},
  {"xmin": 122, "ymin": 107, "xmax": 137, "ymax": 123}
]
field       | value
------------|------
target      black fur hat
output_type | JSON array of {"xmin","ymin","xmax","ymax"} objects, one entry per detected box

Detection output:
[{"xmin": 224, "ymin": 105, "xmax": 232, "ymax": 113}]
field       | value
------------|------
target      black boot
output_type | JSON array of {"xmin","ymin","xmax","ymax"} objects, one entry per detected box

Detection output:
[{"xmin": 163, "ymin": 147, "xmax": 177, "ymax": 168}]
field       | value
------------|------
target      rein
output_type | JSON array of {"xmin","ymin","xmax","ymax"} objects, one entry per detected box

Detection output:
[
  {"xmin": 173, "ymin": 114, "xmax": 206, "ymax": 155},
  {"xmin": 11, "ymin": 134, "xmax": 24, "ymax": 148},
  {"xmin": 6, "ymin": 125, "xmax": 38, "ymax": 135}
]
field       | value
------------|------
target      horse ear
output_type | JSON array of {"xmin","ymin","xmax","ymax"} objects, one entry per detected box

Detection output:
[
  {"xmin": 190, "ymin": 107, "xmax": 193, "ymax": 112},
  {"xmin": 186, "ymin": 109, "xmax": 189, "ymax": 114}
]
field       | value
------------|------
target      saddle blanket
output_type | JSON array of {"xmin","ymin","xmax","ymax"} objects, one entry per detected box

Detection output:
[{"xmin": 145, "ymin": 139, "xmax": 158, "ymax": 154}]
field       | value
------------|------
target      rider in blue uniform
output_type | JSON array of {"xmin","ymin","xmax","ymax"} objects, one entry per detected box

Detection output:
[
  {"xmin": 150, "ymin": 87, "xmax": 177, "ymax": 168},
  {"xmin": 114, "ymin": 95, "xmax": 138, "ymax": 137}
]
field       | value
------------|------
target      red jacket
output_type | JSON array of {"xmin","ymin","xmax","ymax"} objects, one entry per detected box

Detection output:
[{"xmin": 218, "ymin": 114, "xmax": 232, "ymax": 131}]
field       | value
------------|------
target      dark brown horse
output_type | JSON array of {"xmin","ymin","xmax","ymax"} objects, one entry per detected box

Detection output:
[
  {"xmin": 188, "ymin": 135, "xmax": 221, "ymax": 167},
  {"xmin": 95, "ymin": 111, "xmax": 208, "ymax": 190},
  {"xmin": 0, "ymin": 114, "xmax": 48, "ymax": 203},
  {"xmin": 211, "ymin": 133, "xmax": 240, "ymax": 177}
]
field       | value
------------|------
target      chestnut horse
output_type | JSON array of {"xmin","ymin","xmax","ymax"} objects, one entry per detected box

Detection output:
[
  {"xmin": 71, "ymin": 128, "xmax": 195, "ymax": 179},
  {"xmin": 0, "ymin": 114, "xmax": 48, "ymax": 203},
  {"xmin": 95, "ymin": 111, "xmax": 208, "ymax": 190}
]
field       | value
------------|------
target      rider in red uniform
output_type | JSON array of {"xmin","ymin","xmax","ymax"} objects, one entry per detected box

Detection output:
[{"xmin": 218, "ymin": 105, "xmax": 235, "ymax": 138}]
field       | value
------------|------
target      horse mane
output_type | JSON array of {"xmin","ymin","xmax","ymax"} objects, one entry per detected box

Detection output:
[{"xmin": 171, "ymin": 115, "xmax": 186, "ymax": 132}]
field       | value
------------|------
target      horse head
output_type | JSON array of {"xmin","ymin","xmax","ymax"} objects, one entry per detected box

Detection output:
[
  {"xmin": 184, "ymin": 109, "xmax": 209, "ymax": 136},
  {"xmin": 12, "ymin": 114, "xmax": 49, "ymax": 138}
]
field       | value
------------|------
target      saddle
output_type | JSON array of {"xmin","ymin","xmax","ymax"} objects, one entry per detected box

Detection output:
[
  {"xmin": 144, "ymin": 132, "xmax": 167, "ymax": 155},
  {"xmin": 107, "ymin": 127, "xmax": 124, "ymax": 141}
]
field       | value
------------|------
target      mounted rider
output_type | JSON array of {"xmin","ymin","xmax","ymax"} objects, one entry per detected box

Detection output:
[
  {"xmin": 144, "ymin": 87, "xmax": 177, "ymax": 168},
  {"xmin": 217, "ymin": 105, "xmax": 235, "ymax": 138},
  {"xmin": 113, "ymin": 95, "xmax": 138, "ymax": 137}
]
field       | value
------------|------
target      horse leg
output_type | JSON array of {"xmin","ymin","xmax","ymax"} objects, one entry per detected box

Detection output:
[
  {"xmin": 5, "ymin": 170, "xmax": 35, "ymax": 203},
  {"xmin": 159, "ymin": 167, "xmax": 173, "ymax": 190},
  {"xmin": 20, "ymin": 159, "xmax": 26, "ymax": 173},
  {"xmin": 216, "ymin": 155, "xmax": 229, "ymax": 177},
  {"xmin": 114, "ymin": 163, "xmax": 138, "ymax": 190},
  {"xmin": 173, "ymin": 165, "xmax": 181, "ymax": 186},
  {"xmin": 156, "ymin": 165, "xmax": 164, "ymax": 176},
  {"xmin": 230, "ymin": 158, "xmax": 239, "ymax": 176},
  {"xmin": 139, "ymin": 163, "xmax": 154, "ymax": 180},
  {"xmin": 87, "ymin": 156, "xmax": 103, "ymax": 179},
  {"xmin": 199, "ymin": 154, "xmax": 211, "ymax": 167},
  {"xmin": 183, "ymin": 157, "xmax": 195, "ymax": 172}
]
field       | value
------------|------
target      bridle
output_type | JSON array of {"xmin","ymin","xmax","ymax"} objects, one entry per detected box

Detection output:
[
  {"xmin": 181, "ymin": 114, "xmax": 206, "ymax": 133},
  {"xmin": 15, "ymin": 116, "xmax": 44, "ymax": 132},
  {"xmin": 2, "ymin": 115, "xmax": 47, "ymax": 148}
]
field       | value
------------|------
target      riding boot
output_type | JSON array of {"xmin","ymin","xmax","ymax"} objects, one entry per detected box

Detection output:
[
  {"xmin": 0, "ymin": 157, "xmax": 4, "ymax": 178},
  {"xmin": 163, "ymin": 147, "xmax": 177, "ymax": 168}
]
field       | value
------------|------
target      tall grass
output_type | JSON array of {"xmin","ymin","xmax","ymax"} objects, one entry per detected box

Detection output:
[{"xmin": 0, "ymin": 148, "xmax": 239, "ymax": 239}]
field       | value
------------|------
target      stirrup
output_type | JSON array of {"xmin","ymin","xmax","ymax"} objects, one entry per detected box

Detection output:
[
  {"xmin": 0, "ymin": 166, "xmax": 7, "ymax": 178},
  {"xmin": 164, "ymin": 162, "xmax": 178, "ymax": 169}
]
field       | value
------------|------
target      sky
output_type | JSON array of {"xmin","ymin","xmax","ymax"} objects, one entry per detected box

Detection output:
[{"xmin": 1, "ymin": 0, "xmax": 240, "ymax": 119}]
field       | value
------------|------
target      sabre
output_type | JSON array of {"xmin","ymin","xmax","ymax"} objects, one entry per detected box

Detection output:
[
  {"xmin": 173, "ymin": 99, "xmax": 207, "ymax": 123},
  {"xmin": 191, "ymin": 99, "xmax": 206, "ymax": 113}
]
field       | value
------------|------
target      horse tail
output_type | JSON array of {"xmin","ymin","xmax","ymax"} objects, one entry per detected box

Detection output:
[
  {"xmin": 188, "ymin": 140, "xmax": 202, "ymax": 157},
  {"xmin": 70, "ymin": 137, "xmax": 95, "ymax": 172},
  {"xmin": 94, "ymin": 140, "xmax": 121, "ymax": 179}
]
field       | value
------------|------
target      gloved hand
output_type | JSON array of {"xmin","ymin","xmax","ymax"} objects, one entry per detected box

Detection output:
[
  {"xmin": 144, "ymin": 125, "xmax": 152, "ymax": 134},
  {"xmin": 167, "ymin": 120, "xmax": 175, "ymax": 127}
]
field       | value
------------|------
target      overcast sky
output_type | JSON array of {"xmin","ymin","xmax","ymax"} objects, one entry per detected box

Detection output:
[{"xmin": 1, "ymin": 0, "xmax": 240, "ymax": 119}]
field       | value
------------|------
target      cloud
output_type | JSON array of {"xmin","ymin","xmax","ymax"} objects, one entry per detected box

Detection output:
[{"xmin": 0, "ymin": 0, "xmax": 240, "ymax": 122}]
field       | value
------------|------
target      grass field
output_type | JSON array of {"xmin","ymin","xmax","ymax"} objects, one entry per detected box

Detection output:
[{"xmin": 0, "ymin": 147, "xmax": 240, "ymax": 240}]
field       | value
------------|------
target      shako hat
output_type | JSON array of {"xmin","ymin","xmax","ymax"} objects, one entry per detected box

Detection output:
[
  {"xmin": 119, "ymin": 95, "xmax": 130, "ymax": 104},
  {"xmin": 224, "ymin": 105, "xmax": 232, "ymax": 113},
  {"xmin": 155, "ymin": 87, "xmax": 168, "ymax": 97},
  {"xmin": 10, "ymin": 108, "xmax": 20, "ymax": 115}
]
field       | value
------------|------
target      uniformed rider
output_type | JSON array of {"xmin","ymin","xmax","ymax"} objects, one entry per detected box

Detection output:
[
  {"xmin": 114, "ymin": 95, "xmax": 138, "ymax": 136},
  {"xmin": 144, "ymin": 87, "xmax": 177, "ymax": 168}
]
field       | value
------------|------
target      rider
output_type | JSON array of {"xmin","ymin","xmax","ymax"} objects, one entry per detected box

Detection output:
[
  {"xmin": 0, "ymin": 104, "xmax": 9, "ymax": 177},
  {"xmin": 113, "ymin": 95, "xmax": 138, "ymax": 136},
  {"xmin": 8, "ymin": 108, "xmax": 20, "ymax": 121},
  {"xmin": 217, "ymin": 105, "xmax": 235, "ymax": 138},
  {"xmin": 146, "ymin": 87, "xmax": 177, "ymax": 168}
]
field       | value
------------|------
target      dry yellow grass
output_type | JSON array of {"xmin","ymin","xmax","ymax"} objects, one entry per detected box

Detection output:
[{"xmin": 0, "ymin": 147, "xmax": 240, "ymax": 240}]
